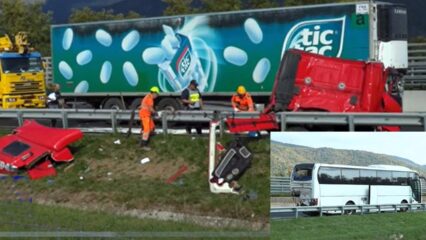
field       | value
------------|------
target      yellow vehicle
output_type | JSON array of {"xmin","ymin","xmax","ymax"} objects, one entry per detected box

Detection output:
[{"xmin": 0, "ymin": 32, "xmax": 45, "ymax": 108}]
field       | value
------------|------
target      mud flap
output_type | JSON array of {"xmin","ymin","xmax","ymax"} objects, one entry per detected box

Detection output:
[{"xmin": 211, "ymin": 141, "xmax": 252, "ymax": 185}]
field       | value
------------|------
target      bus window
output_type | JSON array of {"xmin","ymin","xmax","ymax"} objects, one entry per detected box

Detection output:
[
  {"xmin": 341, "ymin": 169, "xmax": 360, "ymax": 184},
  {"xmin": 292, "ymin": 164, "xmax": 313, "ymax": 181},
  {"xmin": 392, "ymin": 171, "xmax": 408, "ymax": 185},
  {"xmin": 377, "ymin": 171, "xmax": 392, "ymax": 185},
  {"xmin": 360, "ymin": 169, "xmax": 377, "ymax": 184},
  {"xmin": 318, "ymin": 167, "xmax": 341, "ymax": 184}
]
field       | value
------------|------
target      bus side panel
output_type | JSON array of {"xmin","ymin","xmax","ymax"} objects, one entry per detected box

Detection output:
[
  {"xmin": 319, "ymin": 184, "xmax": 368, "ymax": 207},
  {"xmin": 370, "ymin": 185, "xmax": 411, "ymax": 205},
  {"xmin": 51, "ymin": 4, "xmax": 369, "ymax": 95}
]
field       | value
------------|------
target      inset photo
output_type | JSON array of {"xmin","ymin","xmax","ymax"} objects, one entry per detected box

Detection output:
[{"xmin": 271, "ymin": 132, "xmax": 426, "ymax": 240}]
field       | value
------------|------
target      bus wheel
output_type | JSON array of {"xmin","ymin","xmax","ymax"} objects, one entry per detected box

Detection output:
[
  {"xmin": 344, "ymin": 201, "xmax": 356, "ymax": 215},
  {"xmin": 400, "ymin": 200, "xmax": 408, "ymax": 212}
]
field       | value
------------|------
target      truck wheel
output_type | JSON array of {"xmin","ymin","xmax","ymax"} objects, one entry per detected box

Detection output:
[
  {"xmin": 157, "ymin": 98, "xmax": 183, "ymax": 112},
  {"xmin": 103, "ymin": 98, "xmax": 126, "ymax": 110},
  {"xmin": 286, "ymin": 126, "xmax": 308, "ymax": 132},
  {"xmin": 129, "ymin": 98, "xmax": 142, "ymax": 111}
]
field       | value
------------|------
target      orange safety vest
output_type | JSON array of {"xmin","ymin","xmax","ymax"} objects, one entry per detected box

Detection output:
[
  {"xmin": 231, "ymin": 93, "xmax": 254, "ymax": 111},
  {"xmin": 139, "ymin": 94, "xmax": 154, "ymax": 117}
]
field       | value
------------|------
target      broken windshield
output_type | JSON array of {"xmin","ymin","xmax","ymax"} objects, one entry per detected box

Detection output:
[{"xmin": 1, "ymin": 57, "xmax": 43, "ymax": 73}]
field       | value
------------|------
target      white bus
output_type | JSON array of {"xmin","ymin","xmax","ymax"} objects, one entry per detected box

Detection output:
[{"xmin": 290, "ymin": 163, "xmax": 422, "ymax": 212}]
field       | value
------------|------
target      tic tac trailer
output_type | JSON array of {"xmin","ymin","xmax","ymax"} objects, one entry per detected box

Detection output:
[{"xmin": 50, "ymin": 1, "xmax": 407, "ymax": 110}]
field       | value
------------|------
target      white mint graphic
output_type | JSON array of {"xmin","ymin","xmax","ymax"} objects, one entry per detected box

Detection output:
[
  {"xmin": 76, "ymin": 50, "xmax": 93, "ymax": 65},
  {"xmin": 62, "ymin": 28, "xmax": 73, "ymax": 50},
  {"xmin": 244, "ymin": 18, "xmax": 263, "ymax": 44},
  {"xmin": 142, "ymin": 47, "xmax": 166, "ymax": 65},
  {"xmin": 253, "ymin": 58, "xmax": 271, "ymax": 84},
  {"xmin": 223, "ymin": 46, "xmax": 248, "ymax": 66},
  {"xmin": 281, "ymin": 16, "xmax": 346, "ymax": 58},
  {"xmin": 121, "ymin": 30, "xmax": 140, "ymax": 52},
  {"xmin": 123, "ymin": 62, "xmax": 139, "ymax": 86},
  {"xmin": 96, "ymin": 29, "xmax": 112, "ymax": 47},
  {"xmin": 74, "ymin": 81, "xmax": 89, "ymax": 93},
  {"xmin": 100, "ymin": 61, "xmax": 112, "ymax": 84},
  {"xmin": 59, "ymin": 61, "xmax": 73, "ymax": 80}
]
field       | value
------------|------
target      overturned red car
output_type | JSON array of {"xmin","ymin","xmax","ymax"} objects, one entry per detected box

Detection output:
[{"xmin": 0, "ymin": 120, "xmax": 83, "ymax": 180}]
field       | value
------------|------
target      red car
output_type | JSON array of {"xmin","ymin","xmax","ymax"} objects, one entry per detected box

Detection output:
[{"xmin": 0, "ymin": 120, "xmax": 83, "ymax": 179}]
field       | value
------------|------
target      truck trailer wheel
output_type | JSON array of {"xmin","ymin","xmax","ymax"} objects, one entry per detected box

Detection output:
[
  {"xmin": 103, "ymin": 98, "xmax": 126, "ymax": 110},
  {"xmin": 157, "ymin": 98, "xmax": 182, "ymax": 111}
]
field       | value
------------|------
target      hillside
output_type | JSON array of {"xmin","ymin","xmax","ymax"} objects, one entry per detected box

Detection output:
[{"xmin": 271, "ymin": 141, "xmax": 426, "ymax": 176}]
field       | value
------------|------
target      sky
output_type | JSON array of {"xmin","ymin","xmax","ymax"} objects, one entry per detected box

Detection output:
[{"xmin": 271, "ymin": 132, "xmax": 426, "ymax": 165}]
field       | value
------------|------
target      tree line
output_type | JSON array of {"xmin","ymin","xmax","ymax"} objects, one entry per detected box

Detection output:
[{"xmin": 0, "ymin": 0, "xmax": 356, "ymax": 56}]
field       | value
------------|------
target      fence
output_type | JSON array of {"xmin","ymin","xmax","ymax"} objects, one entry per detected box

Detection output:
[
  {"xmin": 405, "ymin": 43, "xmax": 426, "ymax": 89},
  {"xmin": 271, "ymin": 203, "xmax": 426, "ymax": 219},
  {"xmin": 2, "ymin": 109, "xmax": 426, "ymax": 133}
]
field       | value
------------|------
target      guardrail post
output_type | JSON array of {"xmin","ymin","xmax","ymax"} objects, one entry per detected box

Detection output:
[
  {"xmin": 320, "ymin": 207, "xmax": 323, "ymax": 217},
  {"xmin": 280, "ymin": 112, "xmax": 287, "ymax": 131},
  {"xmin": 17, "ymin": 111, "xmax": 23, "ymax": 126},
  {"xmin": 111, "ymin": 111, "xmax": 117, "ymax": 133},
  {"xmin": 348, "ymin": 115, "xmax": 355, "ymax": 132},
  {"xmin": 361, "ymin": 206, "xmax": 364, "ymax": 215},
  {"xmin": 219, "ymin": 118, "xmax": 225, "ymax": 138},
  {"xmin": 161, "ymin": 111, "xmax": 168, "ymax": 136},
  {"xmin": 61, "ymin": 110, "xmax": 68, "ymax": 129}
]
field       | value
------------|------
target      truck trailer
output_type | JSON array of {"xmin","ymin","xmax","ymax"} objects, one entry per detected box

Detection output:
[{"xmin": 50, "ymin": 1, "xmax": 407, "ymax": 110}]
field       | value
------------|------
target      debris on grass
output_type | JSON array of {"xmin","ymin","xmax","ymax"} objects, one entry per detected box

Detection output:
[
  {"xmin": 140, "ymin": 158, "xmax": 150, "ymax": 164},
  {"xmin": 113, "ymin": 139, "xmax": 121, "ymax": 145}
]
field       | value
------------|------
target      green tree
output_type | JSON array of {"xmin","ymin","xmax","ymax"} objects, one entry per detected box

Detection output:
[
  {"xmin": 0, "ymin": 0, "xmax": 52, "ymax": 55},
  {"xmin": 163, "ymin": 0, "xmax": 194, "ymax": 16},
  {"xmin": 246, "ymin": 0, "xmax": 280, "ymax": 9},
  {"xmin": 69, "ymin": 7, "xmax": 141, "ymax": 23},
  {"xmin": 199, "ymin": 0, "xmax": 242, "ymax": 12}
]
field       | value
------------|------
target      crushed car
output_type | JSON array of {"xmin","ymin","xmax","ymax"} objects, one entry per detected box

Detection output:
[{"xmin": 0, "ymin": 120, "xmax": 83, "ymax": 180}]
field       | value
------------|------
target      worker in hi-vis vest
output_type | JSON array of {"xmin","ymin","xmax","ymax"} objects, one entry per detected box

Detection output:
[
  {"xmin": 181, "ymin": 80, "xmax": 203, "ymax": 134},
  {"xmin": 231, "ymin": 85, "xmax": 254, "ymax": 112},
  {"xmin": 139, "ymin": 86, "xmax": 159, "ymax": 150}
]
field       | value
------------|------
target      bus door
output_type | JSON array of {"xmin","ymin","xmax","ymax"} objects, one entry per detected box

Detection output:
[{"xmin": 369, "ymin": 185, "xmax": 378, "ymax": 205}]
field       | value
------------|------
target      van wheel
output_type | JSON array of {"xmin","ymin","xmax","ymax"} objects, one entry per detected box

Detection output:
[
  {"xmin": 344, "ymin": 201, "xmax": 356, "ymax": 215},
  {"xmin": 400, "ymin": 200, "xmax": 408, "ymax": 212}
]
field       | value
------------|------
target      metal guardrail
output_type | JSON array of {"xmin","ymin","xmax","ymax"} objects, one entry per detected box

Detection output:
[
  {"xmin": 271, "ymin": 177, "xmax": 426, "ymax": 195},
  {"xmin": 2, "ymin": 109, "xmax": 426, "ymax": 133},
  {"xmin": 271, "ymin": 203, "xmax": 426, "ymax": 219},
  {"xmin": 405, "ymin": 43, "xmax": 426, "ymax": 89},
  {"xmin": 271, "ymin": 176, "xmax": 290, "ymax": 195}
]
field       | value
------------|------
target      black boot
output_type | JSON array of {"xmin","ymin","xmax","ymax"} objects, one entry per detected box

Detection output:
[{"xmin": 140, "ymin": 139, "xmax": 151, "ymax": 151}]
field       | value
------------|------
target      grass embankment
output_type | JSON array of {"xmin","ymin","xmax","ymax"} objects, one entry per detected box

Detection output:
[
  {"xmin": 1, "ymin": 132, "xmax": 269, "ymax": 231},
  {"xmin": 271, "ymin": 212, "xmax": 426, "ymax": 240}
]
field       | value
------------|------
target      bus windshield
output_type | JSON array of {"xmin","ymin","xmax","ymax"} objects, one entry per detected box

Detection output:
[
  {"xmin": 1, "ymin": 57, "xmax": 43, "ymax": 73},
  {"xmin": 292, "ymin": 164, "xmax": 314, "ymax": 181}
]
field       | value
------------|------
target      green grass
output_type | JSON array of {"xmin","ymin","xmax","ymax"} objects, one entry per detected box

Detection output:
[
  {"xmin": 271, "ymin": 212, "xmax": 426, "ymax": 240},
  {"xmin": 2, "ymin": 132, "xmax": 269, "ymax": 230},
  {"xmin": 0, "ymin": 201, "xmax": 268, "ymax": 239}
]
